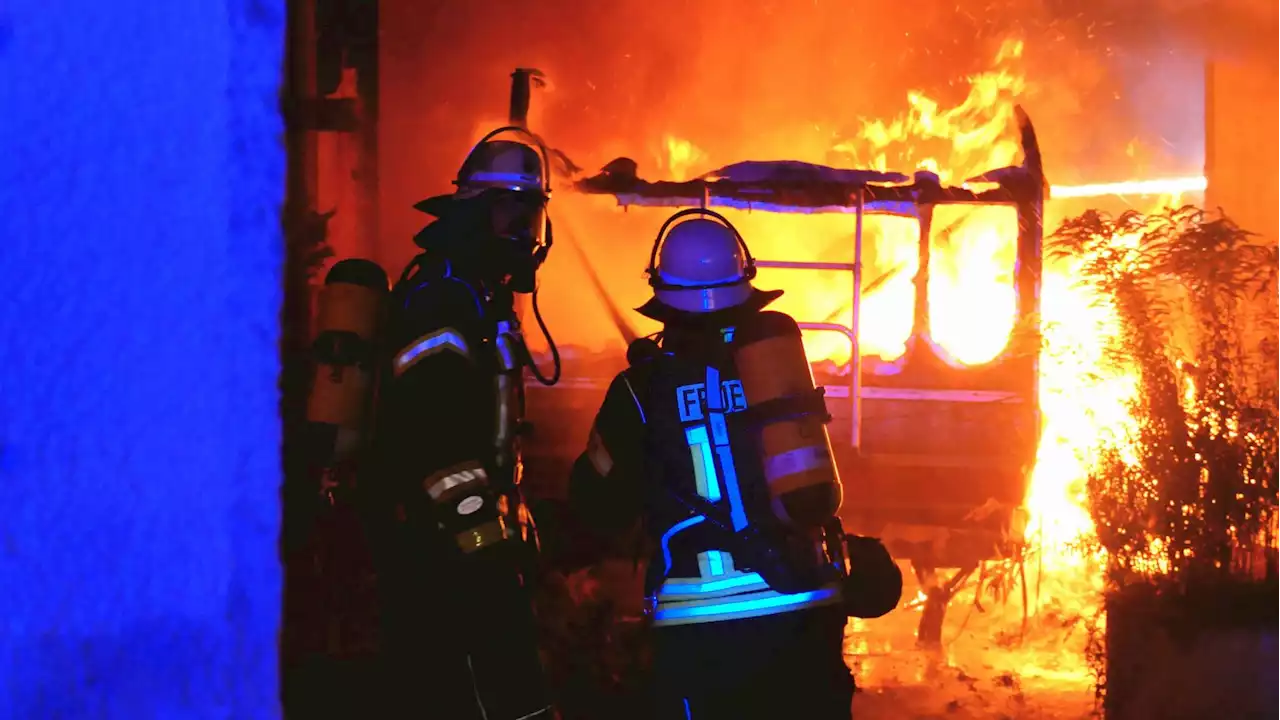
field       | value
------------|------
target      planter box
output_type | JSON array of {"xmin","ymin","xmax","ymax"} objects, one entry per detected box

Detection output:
[{"xmin": 1104, "ymin": 582, "xmax": 1278, "ymax": 720}]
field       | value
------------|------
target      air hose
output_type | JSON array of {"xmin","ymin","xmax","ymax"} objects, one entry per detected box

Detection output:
[{"xmin": 524, "ymin": 284, "xmax": 561, "ymax": 386}]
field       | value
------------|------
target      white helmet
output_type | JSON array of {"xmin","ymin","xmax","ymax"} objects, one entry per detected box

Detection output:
[{"xmin": 640, "ymin": 209, "xmax": 777, "ymax": 316}]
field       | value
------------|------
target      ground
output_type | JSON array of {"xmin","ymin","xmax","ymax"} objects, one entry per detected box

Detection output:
[
  {"xmin": 549, "ymin": 559, "xmax": 1102, "ymax": 720},
  {"xmin": 848, "ymin": 606, "xmax": 1098, "ymax": 720}
]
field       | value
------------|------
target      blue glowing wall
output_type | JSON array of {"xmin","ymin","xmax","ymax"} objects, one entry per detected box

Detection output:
[{"xmin": 0, "ymin": 2, "xmax": 284, "ymax": 717}]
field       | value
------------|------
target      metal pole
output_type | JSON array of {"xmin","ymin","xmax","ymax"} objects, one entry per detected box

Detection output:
[
  {"xmin": 509, "ymin": 69, "xmax": 533, "ymax": 127},
  {"xmin": 850, "ymin": 189, "xmax": 865, "ymax": 451}
]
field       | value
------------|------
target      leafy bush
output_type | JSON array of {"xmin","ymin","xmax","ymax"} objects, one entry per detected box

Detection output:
[{"xmin": 1049, "ymin": 206, "xmax": 1278, "ymax": 589}]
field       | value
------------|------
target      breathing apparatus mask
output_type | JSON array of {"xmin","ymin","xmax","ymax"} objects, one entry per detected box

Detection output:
[
  {"xmin": 451, "ymin": 126, "xmax": 554, "ymax": 294},
  {"xmin": 405, "ymin": 126, "xmax": 561, "ymax": 386}
]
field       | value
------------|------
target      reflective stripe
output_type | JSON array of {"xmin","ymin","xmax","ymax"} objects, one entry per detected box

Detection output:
[
  {"xmin": 661, "ymin": 515, "xmax": 706, "ymax": 575},
  {"xmin": 708, "ymin": 412, "xmax": 729, "ymax": 445},
  {"xmin": 703, "ymin": 366, "xmax": 748, "ymax": 532},
  {"xmin": 697, "ymin": 551, "xmax": 725, "ymax": 577},
  {"xmin": 659, "ymin": 571, "xmax": 768, "ymax": 601},
  {"xmin": 685, "ymin": 426, "xmax": 721, "ymax": 501},
  {"xmin": 424, "ymin": 465, "xmax": 487, "ymax": 500},
  {"xmin": 494, "ymin": 321, "xmax": 519, "ymax": 371},
  {"xmin": 394, "ymin": 328, "xmax": 469, "ymax": 376},
  {"xmin": 652, "ymin": 584, "xmax": 843, "ymax": 627},
  {"xmin": 714, "ymin": 445, "xmax": 749, "ymax": 532},
  {"xmin": 621, "ymin": 374, "xmax": 646, "ymax": 424},
  {"xmin": 494, "ymin": 375, "xmax": 514, "ymax": 467},
  {"xmin": 764, "ymin": 445, "xmax": 833, "ymax": 485},
  {"xmin": 456, "ymin": 520, "xmax": 510, "ymax": 553},
  {"xmin": 683, "ymin": 698, "xmax": 692, "ymax": 719},
  {"xmin": 466, "ymin": 654, "xmax": 490, "ymax": 720},
  {"xmin": 704, "ymin": 367, "xmax": 724, "ymax": 412},
  {"xmin": 586, "ymin": 425, "xmax": 613, "ymax": 476},
  {"xmin": 464, "ymin": 170, "xmax": 542, "ymax": 189}
]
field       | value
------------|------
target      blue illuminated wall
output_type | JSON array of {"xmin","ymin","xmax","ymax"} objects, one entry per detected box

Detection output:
[{"xmin": 0, "ymin": 2, "xmax": 284, "ymax": 717}]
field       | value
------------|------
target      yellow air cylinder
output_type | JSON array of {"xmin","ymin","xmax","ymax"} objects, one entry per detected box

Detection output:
[
  {"xmin": 733, "ymin": 311, "xmax": 843, "ymax": 529},
  {"xmin": 305, "ymin": 258, "xmax": 389, "ymax": 465}
]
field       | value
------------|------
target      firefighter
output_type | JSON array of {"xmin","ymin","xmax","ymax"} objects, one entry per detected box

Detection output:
[
  {"xmin": 568, "ymin": 209, "xmax": 902, "ymax": 719},
  {"xmin": 370, "ymin": 128, "xmax": 556, "ymax": 720}
]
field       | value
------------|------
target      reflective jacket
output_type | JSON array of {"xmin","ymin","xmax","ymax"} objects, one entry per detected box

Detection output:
[
  {"xmin": 370, "ymin": 250, "xmax": 549, "ymax": 720},
  {"xmin": 374, "ymin": 253, "xmax": 532, "ymax": 554},
  {"xmin": 569, "ymin": 316, "xmax": 843, "ymax": 628}
]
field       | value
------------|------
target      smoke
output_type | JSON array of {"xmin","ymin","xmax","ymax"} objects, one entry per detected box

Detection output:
[
  {"xmin": 1044, "ymin": 0, "xmax": 1279, "ymax": 66},
  {"xmin": 386, "ymin": 4, "xmax": 1058, "ymax": 212}
]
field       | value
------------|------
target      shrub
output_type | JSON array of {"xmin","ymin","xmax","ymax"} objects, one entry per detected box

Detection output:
[{"xmin": 1049, "ymin": 205, "xmax": 1278, "ymax": 590}]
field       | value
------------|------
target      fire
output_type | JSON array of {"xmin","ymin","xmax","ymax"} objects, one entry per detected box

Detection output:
[
  {"xmin": 540, "ymin": 34, "xmax": 1196, "ymax": 697},
  {"xmin": 631, "ymin": 42, "xmax": 1194, "ymax": 592},
  {"xmin": 833, "ymin": 38, "xmax": 1027, "ymax": 186},
  {"xmin": 632, "ymin": 40, "xmax": 1208, "ymax": 622},
  {"xmin": 661, "ymin": 135, "xmax": 705, "ymax": 182}
]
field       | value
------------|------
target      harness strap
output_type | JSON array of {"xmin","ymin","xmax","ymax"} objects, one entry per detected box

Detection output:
[{"xmin": 739, "ymin": 388, "xmax": 831, "ymax": 429}]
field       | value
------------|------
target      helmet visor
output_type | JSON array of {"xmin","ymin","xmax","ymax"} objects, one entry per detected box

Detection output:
[{"xmin": 485, "ymin": 189, "xmax": 547, "ymax": 251}]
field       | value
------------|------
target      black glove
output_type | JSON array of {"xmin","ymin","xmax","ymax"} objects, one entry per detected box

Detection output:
[{"xmin": 842, "ymin": 535, "xmax": 903, "ymax": 619}]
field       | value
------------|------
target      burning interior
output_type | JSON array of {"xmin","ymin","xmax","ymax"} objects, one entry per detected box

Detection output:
[
  {"xmin": 501, "ymin": 40, "xmax": 1213, "ymax": 709},
  {"xmin": 526, "ymin": 105, "xmax": 1047, "ymax": 648}
]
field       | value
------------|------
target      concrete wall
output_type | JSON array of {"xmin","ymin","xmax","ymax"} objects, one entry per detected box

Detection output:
[
  {"xmin": 0, "ymin": 2, "xmax": 284, "ymax": 717},
  {"xmin": 1105, "ymin": 589, "xmax": 1279, "ymax": 720}
]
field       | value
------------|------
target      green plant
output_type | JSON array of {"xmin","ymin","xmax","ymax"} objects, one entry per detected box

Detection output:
[{"xmin": 1049, "ymin": 205, "xmax": 1278, "ymax": 590}]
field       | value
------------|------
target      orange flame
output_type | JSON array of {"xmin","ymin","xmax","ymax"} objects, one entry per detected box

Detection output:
[
  {"xmin": 533, "ymin": 36, "xmax": 1197, "ymax": 693},
  {"xmin": 631, "ymin": 44, "xmax": 1194, "ymax": 595}
]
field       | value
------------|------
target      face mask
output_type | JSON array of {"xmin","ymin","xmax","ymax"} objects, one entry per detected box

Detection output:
[{"xmin": 415, "ymin": 190, "xmax": 550, "ymax": 293}]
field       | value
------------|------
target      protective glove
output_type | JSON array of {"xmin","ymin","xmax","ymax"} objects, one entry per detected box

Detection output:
[{"xmin": 842, "ymin": 534, "xmax": 903, "ymax": 619}]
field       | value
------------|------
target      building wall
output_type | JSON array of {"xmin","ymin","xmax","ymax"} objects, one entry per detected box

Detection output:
[
  {"xmin": 0, "ymin": 2, "xmax": 284, "ymax": 717},
  {"xmin": 1205, "ymin": 60, "xmax": 1280, "ymax": 243}
]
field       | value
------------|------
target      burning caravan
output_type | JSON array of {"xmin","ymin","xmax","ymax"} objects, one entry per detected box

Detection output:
[{"xmin": 526, "ymin": 108, "xmax": 1046, "ymax": 644}]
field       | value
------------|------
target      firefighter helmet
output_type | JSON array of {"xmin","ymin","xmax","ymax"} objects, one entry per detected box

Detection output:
[
  {"xmin": 455, "ymin": 137, "xmax": 547, "ymax": 198},
  {"xmin": 446, "ymin": 127, "xmax": 554, "ymax": 292},
  {"xmin": 643, "ymin": 208, "xmax": 765, "ymax": 313}
]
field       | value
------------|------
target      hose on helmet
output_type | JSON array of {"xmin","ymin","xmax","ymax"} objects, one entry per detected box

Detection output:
[{"xmin": 524, "ymin": 284, "xmax": 561, "ymax": 386}]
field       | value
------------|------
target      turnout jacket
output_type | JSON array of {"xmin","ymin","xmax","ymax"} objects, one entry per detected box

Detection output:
[
  {"xmin": 569, "ymin": 315, "xmax": 843, "ymax": 628},
  {"xmin": 370, "ymin": 247, "xmax": 549, "ymax": 720}
]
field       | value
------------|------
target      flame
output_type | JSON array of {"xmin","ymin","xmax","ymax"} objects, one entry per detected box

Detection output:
[
  {"xmin": 653, "ymin": 40, "xmax": 1193, "ymax": 660},
  {"xmin": 661, "ymin": 135, "xmax": 705, "ymax": 182},
  {"xmin": 834, "ymin": 38, "xmax": 1027, "ymax": 185},
  {"xmin": 634, "ymin": 43, "xmax": 1194, "ymax": 593},
  {"xmin": 540, "ymin": 35, "xmax": 1198, "ymax": 699}
]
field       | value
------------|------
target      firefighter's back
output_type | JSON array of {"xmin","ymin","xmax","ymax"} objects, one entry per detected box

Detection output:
[{"xmin": 626, "ymin": 318, "xmax": 853, "ymax": 720}]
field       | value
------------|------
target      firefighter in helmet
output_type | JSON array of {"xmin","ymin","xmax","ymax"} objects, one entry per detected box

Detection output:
[
  {"xmin": 568, "ymin": 209, "xmax": 902, "ymax": 719},
  {"xmin": 370, "ymin": 128, "xmax": 555, "ymax": 720}
]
